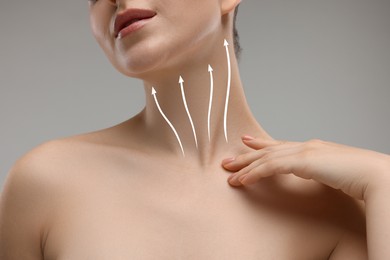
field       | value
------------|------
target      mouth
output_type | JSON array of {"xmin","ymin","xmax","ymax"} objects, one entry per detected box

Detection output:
[{"xmin": 114, "ymin": 8, "xmax": 156, "ymax": 38}]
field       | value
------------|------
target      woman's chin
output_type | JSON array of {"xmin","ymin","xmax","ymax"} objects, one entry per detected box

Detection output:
[
  {"xmin": 114, "ymin": 53, "xmax": 183, "ymax": 80},
  {"xmin": 110, "ymin": 55, "xmax": 159, "ymax": 79},
  {"xmin": 110, "ymin": 40, "xmax": 201, "ymax": 80}
]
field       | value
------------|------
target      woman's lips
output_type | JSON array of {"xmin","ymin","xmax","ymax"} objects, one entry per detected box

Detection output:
[
  {"xmin": 117, "ymin": 17, "xmax": 154, "ymax": 39},
  {"xmin": 114, "ymin": 8, "xmax": 156, "ymax": 39}
]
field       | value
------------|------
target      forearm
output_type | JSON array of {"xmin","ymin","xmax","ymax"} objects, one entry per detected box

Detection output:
[{"xmin": 365, "ymin": 176, "xmax": 390, "ymax": 259}]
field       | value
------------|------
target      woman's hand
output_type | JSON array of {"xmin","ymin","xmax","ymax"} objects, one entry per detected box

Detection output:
[{"xmin": 222, "ymin": 136, "xmax": 390, "ymax": 200}]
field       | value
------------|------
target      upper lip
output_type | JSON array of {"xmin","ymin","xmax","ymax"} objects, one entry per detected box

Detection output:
[{"xmin": 114, "ymin": 8, "xmax": 156, "ymax": 38}]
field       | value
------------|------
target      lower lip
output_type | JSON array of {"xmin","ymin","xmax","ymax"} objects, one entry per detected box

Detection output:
[{"xmin": 117, "ymin": 17, "xmax": 154, "ymax": 40}]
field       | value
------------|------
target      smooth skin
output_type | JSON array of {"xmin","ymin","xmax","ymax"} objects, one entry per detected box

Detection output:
[
  {"xmin": 1, "ymin": 0, "xmax": 389, "ymax": 259},
  {"xmin": 223, "ymin": 136, "xmax": 390, "ymax": 259}
]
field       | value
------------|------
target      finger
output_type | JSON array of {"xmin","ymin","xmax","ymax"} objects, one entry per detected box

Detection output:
[
  {"xmin": 241, "ymin": 136, "xmax": 278, "ymax": 150},
  {"xmin": 225, "ymin": 142, "xmax": 301, "ymax": 180},
  {"xmin": 224, "ymin": 140, "xmax": 301, "ymax": 172},
  {"xmin": 238, "ymin": 154, "xmax": 310, "ymax": 186},
  {"xmin": 222, "ymin": 149, "xmax": 264, "ymax": 172},
  {"xmin": 242, "ymin": 136, "xmax": 289, "ymax": 150},
  {"xmin": 222, "ymin": 147, "xmax": 280, "ymax": 172},
  {"xmin": 228, "ymin": 146, "xmax": 302, "ymax": 186}
]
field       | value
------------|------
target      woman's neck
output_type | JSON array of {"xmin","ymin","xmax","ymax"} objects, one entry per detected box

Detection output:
[{"xmin": 138, "ymin": 37, "xmax": 271, "ymax": 165}]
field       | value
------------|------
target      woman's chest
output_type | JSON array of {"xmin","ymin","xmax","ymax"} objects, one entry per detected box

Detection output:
[{"xmin": 42, "ymin": 164, "xmax": 337, "ymax": 260}]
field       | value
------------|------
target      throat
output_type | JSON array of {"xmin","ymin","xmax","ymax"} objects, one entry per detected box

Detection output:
[
  {"xmin": 141, "ymin": 72, "xmax": 267, "ymax": 163},
  {"xmin": 136, "ymin": 38, "xmax": 271, "ymax": 163}
]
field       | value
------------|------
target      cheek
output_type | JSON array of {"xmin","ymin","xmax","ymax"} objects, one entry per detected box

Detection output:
[
  {"xmin": 192, "ymin": 11, "xmax": 221, "ymax": 42},
  {"xmin": 89, "ymin": 6, "xmax": 115, "ymax": 58},
  {"xmin": 160, "ymin": 1, "xmax": 221, "ymax": 50},
  {"xmin": 88, "ymin": 0, "xmax": 222, "ymax": 77}
]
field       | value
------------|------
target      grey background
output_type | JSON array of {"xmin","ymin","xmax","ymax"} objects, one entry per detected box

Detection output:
[{"xmin": 1, "ymin": 0, "xmax": 389, "ymax": 189}]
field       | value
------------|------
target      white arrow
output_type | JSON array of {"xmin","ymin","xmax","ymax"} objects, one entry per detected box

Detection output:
[
  {"xmin": 207, "ymin": 65, "xmax": 214, "ymax": 143},
  {"xmin": 179, "ymin": 76, "xmax": 198, "ymax": 149},
  {"xmin": 151, "ymin": 87, "xmax": 185, "ymax": 157},
  {"xmin": 223, "ymin": 39, "xmax": 231, "ymax": 143}
]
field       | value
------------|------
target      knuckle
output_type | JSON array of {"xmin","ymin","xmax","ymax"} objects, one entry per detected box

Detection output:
[
  {"xmin": 300, "ymin": 143, "xmax": 316, "ymax": 159},
  {"xmin": 299, "ymin": 148, "xmax": 312, "ymax": 160},
  {"xmin": 304, "ymin": 139, "xmax": 322, "ymax": 149},
  {"xmin": 308, "ymin": 138, "xmax": 324, "ymax": 145},
  {"xmin": 276, "ymin": 140, "xmax": 288, "ymax": 146},
  {"xmin": 304, "ymin": 138, "xmax": 330, "ymax": 151},
  {"xmin": 264, "ymin": 159, "xmax": 290, "ymax": 175},
  {"xmin": 261, "ymin": 153, "xmax": 273, "ymax": 162},
  {"xmin": 264, "ymin": 159, "xmax": 278, "ymax": 171}
]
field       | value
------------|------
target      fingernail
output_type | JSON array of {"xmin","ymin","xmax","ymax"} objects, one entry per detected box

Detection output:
[
  {"xmin": 242, "ymin": 135, "xmax": 255, "ymax": 141},
  {"xmin": 222, "ymin": 157, "xmax": 235, "ymax": 164}
]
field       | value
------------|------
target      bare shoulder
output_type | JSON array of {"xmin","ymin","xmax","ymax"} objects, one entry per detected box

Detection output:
[
  {"xmin": 0, "ymin": 139, "xmax": 68, "ymax": 259},
  {"xmin": 4, "ymin": 129, "xmax": 127, "ymax": 181},
  {"xmin": 0, "ymin": 138, "xmax": 80, "ymax": 203},
  {"xmin": 1, "ymin": 137, "xmax": 88, "ymax": 212},
  {"xmin": 5, "ymin": 137, "xmax": 93, "ymax": 183},
  {"xmin": 2, "ymin": 119, "xmax": 143, "ymax": 196},
  {"xmin": 282, "ymin": 176, "xmax": 367, "ymax": 259},
  {"xmin": 1, "ymin": 125, "xmax": 142, "ymax": 199},
  {"xmin": 0, "ymin": 134, "xmax": 117, "ymax": 259}
]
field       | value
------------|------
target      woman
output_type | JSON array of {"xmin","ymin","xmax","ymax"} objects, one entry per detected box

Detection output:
[{"xmin": 1, "ymin": 0, "xmax": 389, "ymax": 259}]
